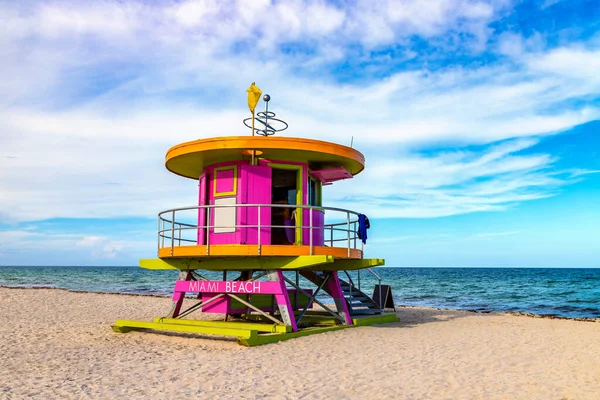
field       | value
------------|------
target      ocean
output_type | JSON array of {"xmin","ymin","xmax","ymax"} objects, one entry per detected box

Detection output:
[{"xmin": 1, "ymin": 266, "xmax": 598, "ymax": 319}]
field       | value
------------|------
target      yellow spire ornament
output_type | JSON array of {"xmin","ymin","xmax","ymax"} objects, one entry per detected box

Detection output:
[
  {"xmin": 246, "ymin": 82, "xmax": 262, "ymax": 138},
  {"xmin": 246, "ymin": 82, "xmax": 262, "ymax": 113}
]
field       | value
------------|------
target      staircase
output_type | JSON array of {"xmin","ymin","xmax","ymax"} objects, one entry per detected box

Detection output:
[
  {"xmin": 338, "ymin": 277, "xmax": 381, "ymax": 315},
  {"xmin": 300, "ymin": 270, "xmax": 381, "ymax": 316}
]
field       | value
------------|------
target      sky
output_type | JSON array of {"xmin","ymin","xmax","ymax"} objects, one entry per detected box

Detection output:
[{"xmin": 0, "ymin": 0, "xmax": 599, "ymax": 267}]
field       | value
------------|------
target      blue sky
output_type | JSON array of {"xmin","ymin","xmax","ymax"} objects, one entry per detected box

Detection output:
[{"xmin": 1, "ymin": 0, "xmax": 599, "ymax": 267}]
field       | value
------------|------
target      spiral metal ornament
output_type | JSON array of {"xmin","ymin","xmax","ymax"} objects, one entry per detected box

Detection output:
[{"xmin": 243, "ymin": 94, "xmax": 288, "ymax": 136}]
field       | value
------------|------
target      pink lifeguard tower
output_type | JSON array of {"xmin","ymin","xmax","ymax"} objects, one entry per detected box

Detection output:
[{"xmin": 113, "ymin": 86, "xmax": 397, "ymax": 346}]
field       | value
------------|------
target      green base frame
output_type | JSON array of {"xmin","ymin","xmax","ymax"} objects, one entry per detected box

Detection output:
[{"xmin": 112, "ymin": 313, "xmax": 399, "ymax": 347}]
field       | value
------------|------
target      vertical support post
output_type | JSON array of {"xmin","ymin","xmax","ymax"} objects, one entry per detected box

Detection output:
[
  {"xmin": 257, "ymin": 205, "xmax": 261, "ymax": 255},
  {"xmin": 309, "ymin": 207, "xmax": 313, "ymax": 255},
  {"xmin": 206, "ymin": 206, "xmax": 211, "ymax": 255},
  {"xmin": 358, "ymin": 269, "xmax": 361, "ymax": 291},
  {"xmin": 170, "ymin": 270, "xmax": 192, "ymax": 318},
  {"xmin": 326, "ymin": 271, "xmax": 353, "ymax": 325},
  {"xmin": 251, "ymin": 110, "xmax": 256, "ymax": 165},
  {"xmin": 267, "ymin": 270, "xmax": 298, "ymax": 332}
]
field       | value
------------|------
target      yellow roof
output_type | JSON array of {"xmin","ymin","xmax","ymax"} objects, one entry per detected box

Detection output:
[{"xmin": 165, "ymin": 136, "xmax": 365, "ymax": 179}]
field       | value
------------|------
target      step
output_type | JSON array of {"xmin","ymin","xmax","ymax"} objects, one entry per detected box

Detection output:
[
  {"xmin": 349, "ymin": 301, "xmax": 380, "ymax": 307},
  {"xmin": 349, "ymin": 309, "xmax": 382, "ymax": 315},
  {"xmin": 350, "ymin": 300, "xmax": 375, "ymax": 306},
  {"xmin": 347, "ymin": 295, "xmax": 371, "ymax": 301}
]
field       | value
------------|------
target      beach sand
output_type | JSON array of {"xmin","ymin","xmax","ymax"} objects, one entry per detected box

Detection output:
[{"xmin": 0, "ymin": 288, "xmax": 598, "ymax": 399}]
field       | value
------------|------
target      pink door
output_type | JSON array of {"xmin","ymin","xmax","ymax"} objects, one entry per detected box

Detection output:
[{"xmin": 197, "ymin": 172, "xmax": 207, "ymax": 245}]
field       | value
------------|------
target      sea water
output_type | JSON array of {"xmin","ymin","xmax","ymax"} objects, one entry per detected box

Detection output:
[{"xmin": 0, "ymin": 266, "xmax": 598, "ymax": 319}]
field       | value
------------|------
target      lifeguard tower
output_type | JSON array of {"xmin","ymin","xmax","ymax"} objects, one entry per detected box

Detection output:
[{"xmin": 113, "ymin": 85, "xmax": 398, "ymax": 346}]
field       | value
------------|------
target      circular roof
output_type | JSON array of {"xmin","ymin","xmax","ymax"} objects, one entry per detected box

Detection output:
[{"xmin": 165, "ymin": 136, "xmax": 365, "ymax": 179}]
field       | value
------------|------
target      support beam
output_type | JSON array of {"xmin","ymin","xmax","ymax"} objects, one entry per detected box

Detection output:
[
  {"xmin": 113, "ymin": 320, "xmax": 257, "ymax": 339},
  {"xmin": 140, "ymin": 255, "xmax": 334, "ymax": 271},
  {"xmin": 326, "ymin": 271, "xmax": 353, "ymax": 325},
  {"xmin": 170, "ymin": 270, "xmax": 192, "ymax": 318},
  {"xmin": 327, "ymin": 258, "xmax": 385, "ymax": 271},
  {"xmin": 153, "ymin": 318, "xmax": 291, "ymax": 333},
  {"xmin": 267, "ymin": 270, "xmax": 298, "ymax": 332}
]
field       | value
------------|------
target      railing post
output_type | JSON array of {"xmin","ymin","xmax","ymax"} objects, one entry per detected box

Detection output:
[
  {"xmin": 358, "ymin": 269, "xmax": 361, "ymax": 291},
  {"xmin": 161, "ymin": 218, "xmax": 165, "ymax": 248},
  {"xmin": 170, "ymin": 210, "xmax": 175, "ymax": 256},
  {"xmin": 177, "ymin": 223, "xmax": 181, "ymax": 246},
  {"xmin": 309, "ymin": 206, "xmax": 313, "ymax": 255},
  {"xmin": 295, "ymin": 271, "xmax": 299, "ymax": 311},
  {"xmin": 329, "ymin": 214, "xmax": 333, "ymax": 247},
  {"xmin": 346, "ymin": 212, "xmax": 351, "ymax": 257},
  {"xmin": 379, "ymin": 277, "xmax": 383, "ymax": 312},
  {"xmin": 157, "ymin": 216, "xmax": 160, "ymax": 256},
  {"xmin": 257, "ymin": 205, "xmax": 261, "ymax": 256},
  {"xmin": 206, "ymin": 206, "xmax": 210, "ymax": 256}
]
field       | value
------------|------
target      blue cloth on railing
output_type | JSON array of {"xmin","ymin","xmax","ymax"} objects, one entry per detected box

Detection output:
[{"xmin": 357, "ymin": 214, "xmax": 369, "ymax": 244}]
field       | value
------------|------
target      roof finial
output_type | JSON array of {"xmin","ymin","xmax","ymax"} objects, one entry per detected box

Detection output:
[{"xmin": 243, "ymin": 92, "xmax": 288, "ymax": 136}]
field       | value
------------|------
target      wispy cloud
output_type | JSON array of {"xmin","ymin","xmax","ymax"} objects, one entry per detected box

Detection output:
[
  {"xmin": 327, "ymin": 138, "xmax": 576, "ymax": 217},
  {"xmin": 0, "ymin": 229, "xmax": 146, "ymax": 261},
  {"xmin": 0, "ymin": 0, "xmax": 599, "ymax": 225},
  {"xmin": 472, "ymin": 231, "xmax": 520, "ymax": 238}
]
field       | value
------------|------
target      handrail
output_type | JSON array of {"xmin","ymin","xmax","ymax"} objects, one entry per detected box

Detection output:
[
  {"xmin": 156, "ymin": 203, "xmax": 364, "ymax": 256},
  {"xmin": 157, "ymin": 203, "xmax": 361, "ymax": 217},
  {"xmin": 368, "ymin": 267, "xmax": 383, "ymax": 312}
]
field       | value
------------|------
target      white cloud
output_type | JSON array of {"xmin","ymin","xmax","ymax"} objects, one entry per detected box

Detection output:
[
  {"xmin": 0, "ymin": 229, "xmax": 142, "ymax": 261},
  {"xmin": 541, "ymin": 0, "xmax": 563, "ymax": 9},
  {"xmin": 0, "ymin": 0, "xmax": 598, "ymax": 224},
  {"xmin": 325, "ymin": 138, "xmax": 575, "ymax": 218}
]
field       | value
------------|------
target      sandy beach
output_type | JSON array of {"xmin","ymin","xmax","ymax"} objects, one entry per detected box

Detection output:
[{"xmin": 0, "ymin": 288, "xmax": 598, "ymax": 399}]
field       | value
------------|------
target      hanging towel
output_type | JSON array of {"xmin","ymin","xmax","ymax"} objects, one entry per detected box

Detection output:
[{"xmin": 357, "ymin": 214, "xmax": 370, "ymax": 244}]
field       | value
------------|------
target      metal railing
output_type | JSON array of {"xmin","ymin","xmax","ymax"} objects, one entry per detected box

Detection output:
[
  {"xmin": 345, "ymin": 267, "xmax": 388, "ymax": 312},
  {"xmin": 157, "ymin": 204, "xmax": 365, "ymax": 257}
]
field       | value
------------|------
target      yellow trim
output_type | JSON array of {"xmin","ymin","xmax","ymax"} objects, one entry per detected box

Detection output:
[
  {"xmin": 112, "ymin": 320, "xmax": 257, "ymax": 339},
  {"xmin": 157, "ymin": 245, "xmax": 363, "ymax": 261},
  {"xmin": 165, "ymin": 136, "xmax": 365, "ymax": 179},
  {"xmin": 153, "ymin": 318, "xmax": 292, "ymax": 333},
  {"xmin": 140, "ymin": 255, "xmax": 335, "ymax": 271},
  {"xmin": 213, "ymin": 165, "xmax": 238, "ymax": 197}
]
